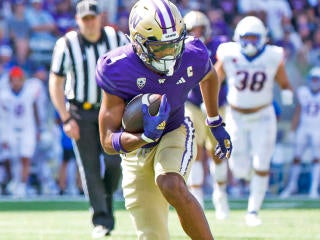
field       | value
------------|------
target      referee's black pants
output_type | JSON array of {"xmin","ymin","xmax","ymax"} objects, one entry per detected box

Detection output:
[{"xmin": 70, "ymin": 104, "xmax": 121, "ymax": 230}]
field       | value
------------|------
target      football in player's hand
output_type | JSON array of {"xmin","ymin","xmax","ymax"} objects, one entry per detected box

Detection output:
[{"xmin": 122, "ymin": 93, "xmax": 162, "ymax": 133}]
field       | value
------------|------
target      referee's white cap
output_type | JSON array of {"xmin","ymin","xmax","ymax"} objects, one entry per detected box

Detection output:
[{"xmin": 76, "ymin": 0, "xmax": 99, "ymax": 18}]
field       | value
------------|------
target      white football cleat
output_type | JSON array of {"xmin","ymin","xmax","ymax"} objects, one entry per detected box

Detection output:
[
  {"xmin": 91, "ymin": 225, "xmax": 110, "ymax": 239},
  {"xmin": 14, "ymin": 182, "xmax": 27, "ymax": 198},
  {"xmin": 213, "ymin": 191, "xmax": 229, "ymax": 220},
  {"xmin": 245, "ymin": 212, "xmax": 262, "ymax": 227}
]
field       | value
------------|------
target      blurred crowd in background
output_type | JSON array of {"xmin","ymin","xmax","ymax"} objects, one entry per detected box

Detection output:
[{"xmin": 0, "ymin": 0, "xmax": 319, "ymax": 198}]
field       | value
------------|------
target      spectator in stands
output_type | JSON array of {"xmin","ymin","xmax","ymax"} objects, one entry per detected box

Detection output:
[
  {"xmin": 296, "ymin": 11, "xmax": 314, "ymax": 45},
  {"xmin": 307, "ymin": 27, "xmax": 320, "ymax": 67},
  {"xmin": 116, "ymin": 14, "xmax": 129, "ymax": 35},
  {"xmin": 0, "ymin": 45, "xmax": 15, "ymax": 82},
  {"xmin": 263, "ymin": 0, "xmax": 293, "ymax": 41},
  {"xmin": 175, "ymin": 0, "xmax": 193, "ymax": 16},
  {"xmin": 25, "ymin": 0, "xmax": 57, "ymax": 69},
  {"xmin": 207, "ymin": 8, "xmax": 231, "ymax": 37},
  {"xmin": 214, "ymin": 0, "xmax": 237, "ymax": 25},
  {"xmin": 6, "ymin": 0, "xmax": 31, "ymax": 71},
  {"xmin": 98, "ymin": 0, "xmax": 118, "ymax": 24},
  {"xmin": 52, "ymin": 0, "xmax": 76, "ymax": 36},
  {"xmin": 275, "ymin": 23, "xmax": 305, "ymax": 91},
  {"xmin": 237, "ymin": 0, "xmax": 266, "ymax": 20},
  {"xmin": 42, "ymin": 0, "xmax": 57, "ymax": 14},
  {"xmin": 0, "ymin": 0, "xmax": 12, "ymax": 20}
]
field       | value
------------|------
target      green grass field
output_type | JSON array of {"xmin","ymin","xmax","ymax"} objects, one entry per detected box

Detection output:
[{"xmin": 0, "ymin": 198, "xmax": 319, "ymax": 240}]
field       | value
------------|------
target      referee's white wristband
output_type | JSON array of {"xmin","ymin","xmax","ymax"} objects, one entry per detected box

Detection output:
[{"xmin": 141, "ymin": 133, "xmax": 155, "ymax": 143}]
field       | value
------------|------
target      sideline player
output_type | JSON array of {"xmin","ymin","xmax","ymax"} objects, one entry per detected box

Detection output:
[
  {"xmin": 0, "ymin": 66, "xmax": 43, "ymax": 197},
  {"xmin": 183, "ymin": 10, "xmax": 228, "ymax": 208},
  {"xmin": 96, "ymin": 0, "xmax": 232, "ymax": 239},
  {"xmin": 213, "ymin": 16, "xmax": 293, "ymax": 226},
  {"xmin": 280, "ymin": 67, "xmax": 320, "ymax": 199}
]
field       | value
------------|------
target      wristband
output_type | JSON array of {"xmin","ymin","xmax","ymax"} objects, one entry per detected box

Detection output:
[
  {"xmin": 63, "ymin": 116, "xmax": 74, "ymax": 125},
  {"xmin": 281, "ymin": 89, "xmax": 293, "ymax": 106},
  {"xmin": 111, "ymin": 132, "xmax": 127, "ymax": 153},
  {"xmin": 206, "ymin": 115, "xmax": 223, "ymax": 127},
  {"xmin": 141, "ymin": 133, "xmax": 155, "ymax": 143}
]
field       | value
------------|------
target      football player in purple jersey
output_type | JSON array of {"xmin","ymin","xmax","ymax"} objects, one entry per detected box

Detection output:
[
  {"xmin": 96, "ymin": 0, "xmax": 232, "ymax": 239},
  {"xmin": 184, "ymin": 10, "xmax": 229, "ymax": 208}
]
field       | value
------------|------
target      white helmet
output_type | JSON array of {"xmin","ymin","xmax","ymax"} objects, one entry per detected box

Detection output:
[
  {"xmin": 233, "ymin": 16, "xmax": 267, "ymax": 56},
  {"xmin": 308, "ymin": 67, "xmax": 320, "ymax": 92},
  {"xmin": 184, "ymin": 10, "xmax": 212, "ymax": 43},
  {"xmin": 129, "ymin": 0, "xmax": 186, "ymax": 76}
]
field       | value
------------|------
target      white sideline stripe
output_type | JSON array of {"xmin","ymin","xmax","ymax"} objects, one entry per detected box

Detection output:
[
  {"xmin": 71, "ymin": 139, "xmax": 89, "ymax": 201},
  {"xmin": 0, "ymin": 196, "xmax": 319, "ymax": 209}
]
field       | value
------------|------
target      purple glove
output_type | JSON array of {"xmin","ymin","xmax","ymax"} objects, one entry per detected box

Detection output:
[
  {"xmin": 142, "ymin": 94, "xmax": 171, "ymax": 142},
  {"xmin": 207, "ymin": 115, "xmax": 232, "ymax": 160}
]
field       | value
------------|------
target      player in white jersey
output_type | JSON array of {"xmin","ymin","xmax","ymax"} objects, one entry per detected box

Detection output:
[
  {"xmin": 213, "ymin": 16, "xmax": 293, "ymax": 226},
  {"xmin": 281, "ymin": 67, "xmax": 320, "ymax": 199},
  {"xmin": 0, "ymin": 66, "xmax": 43, "ymax": 197}
]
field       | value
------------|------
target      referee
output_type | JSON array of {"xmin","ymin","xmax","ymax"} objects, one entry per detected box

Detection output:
[{"xmin": 49, "ymin": 0, "xmax": 128, "ymax": 238}]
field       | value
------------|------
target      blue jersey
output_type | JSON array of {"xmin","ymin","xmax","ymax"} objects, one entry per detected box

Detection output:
[{"xmin": 96, "ymin": 37, "xmax": 211, "ymax": 134}]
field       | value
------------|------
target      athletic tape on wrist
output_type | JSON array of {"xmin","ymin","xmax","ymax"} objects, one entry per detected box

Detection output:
[
  {"xmin": 206, "ymin": 115, "xmax": 223, "ymax": 127},
  {"xmin": 141, "ymin": 133, "xmax": 155, "ymax": 143},
  {"xmin": 111, "ymin": 132, "xmax": 127, "ymax": 153}
]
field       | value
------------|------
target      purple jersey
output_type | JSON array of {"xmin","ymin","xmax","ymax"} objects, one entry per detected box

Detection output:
[
  {"xmin": 96, "ymin": 37, "xmax": 211, "ymax": 134},
  {"xmin": 187, "ymin": 36, "xmax": 229, "ymax": 107}
]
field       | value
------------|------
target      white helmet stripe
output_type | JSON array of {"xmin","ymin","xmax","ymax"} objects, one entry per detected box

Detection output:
[{"xmin": 151, "ymin": 0, "xmax": 176, "ymax": 34}]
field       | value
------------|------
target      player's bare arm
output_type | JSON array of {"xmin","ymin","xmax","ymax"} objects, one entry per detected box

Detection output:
[
  {"xmin": 199, "ymin": 68, "xmax": 220, "ymax": 117},
  {"xmin": 275, "ymin": 60, "xmax": 294, "ymax": 105},
  {"xmin": 49, "ymin": 72, "xmax": 80, "ymax": 140},
  {"xmin": 213, "ymin": 59, "xmax": 226, "ymax": 84},
  {"xmin": 275, "ymin": 60, "xmax": 293, "ymax": 90},
  {"xmin": 291, "ymin": 103, "xmax": 301, "ymax": 131},
  {"xmin": 199, "ymin": 67, "xmax": 232, "ymax": 160},
  {"xmin": 49, "ymin": 73, "xmax": 70, "ymax": 121},
  {"xmin": 99, "ymin": 91, "xmax": 147, "ymax": 154}
]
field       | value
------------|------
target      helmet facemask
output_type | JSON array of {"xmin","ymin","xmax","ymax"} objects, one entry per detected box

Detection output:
[
  {"xmin": 239, "ymin": 34, "xmax": 263, "ymax": 56},
  {"xmin": 133, "ymin": 29, "xmax": 186, "ymax": 75},
  {"xmin": 309, "ymin": 76, "xmax": 320, "ymax": 93}
]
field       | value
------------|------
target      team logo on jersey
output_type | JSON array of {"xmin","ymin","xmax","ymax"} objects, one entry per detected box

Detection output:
[
  {"xmin": 136, "ymin": 78, "xmax": 146, "ymax": 89},
  {"xmin": 14, "ymin": 104, "xmax": 24, "ymax": 116},
  {"xmin": 176, "ymin": 77, "xmax": 186, "ymax": 85},
  {"xmin": 158, "ymin": 78, "xmax": 166, "ymax": 84}
]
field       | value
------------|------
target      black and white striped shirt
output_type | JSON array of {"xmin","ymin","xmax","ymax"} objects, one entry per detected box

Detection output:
[{"xmin": 50, "ymin": 26, "xmax": 128, "ymax": 105}]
